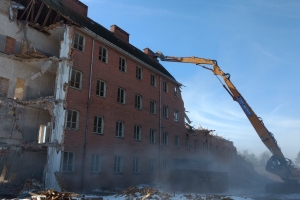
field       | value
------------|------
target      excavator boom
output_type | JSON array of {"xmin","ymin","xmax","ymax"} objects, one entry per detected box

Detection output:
[{"xmin": 155, "ymin": 51, "xmax": 300, "ymax": 183}]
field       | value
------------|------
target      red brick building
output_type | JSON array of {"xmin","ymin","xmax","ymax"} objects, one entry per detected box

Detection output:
[{"xmin": 0, "ymin": 0, "xmax": 237, "ymax": 193}]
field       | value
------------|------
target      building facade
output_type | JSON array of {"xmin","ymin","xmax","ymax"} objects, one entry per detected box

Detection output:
[{"xmin": 0, "ymin": 0, "xmax": 237, "ymax": 193}]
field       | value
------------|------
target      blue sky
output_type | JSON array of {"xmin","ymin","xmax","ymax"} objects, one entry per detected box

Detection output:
[{"xmin": 80, "ymin": 0, "xmax": 300, "ymax": 160}]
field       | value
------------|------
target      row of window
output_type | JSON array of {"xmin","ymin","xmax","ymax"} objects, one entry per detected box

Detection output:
[
  {"xmin": 62, "ymin": 151, "xmax": 163, "ymax": 174},
  {"xmin": 71, "ymin": 69, "xmax": 178, "ymax": 99}
]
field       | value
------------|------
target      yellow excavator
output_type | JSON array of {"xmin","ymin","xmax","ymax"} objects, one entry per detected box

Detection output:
[{"xmin": 155, "ymin": 51, "xmax": 300, "ymax": 192}]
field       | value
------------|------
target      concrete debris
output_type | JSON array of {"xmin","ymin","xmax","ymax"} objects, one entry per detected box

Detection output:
[
  {"xmin": 29, "ymin": 190, "xmax": 103, "ymax": 200},
  {"xmin": 20, "ymin": 178, "xmax": 44, "ymax": 194},
  {"xmin": 0, "ymin": 141, "xmax": 61, "ymax": 153}
]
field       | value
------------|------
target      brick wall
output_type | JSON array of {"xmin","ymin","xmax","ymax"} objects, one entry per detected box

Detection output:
[
  {"xmin": 5, "ymin": 36, "xmax": 15, "ymax": 54},
  {"xmin": 62, "ymin": 29, "xmax": 236, "ymax": 192}
]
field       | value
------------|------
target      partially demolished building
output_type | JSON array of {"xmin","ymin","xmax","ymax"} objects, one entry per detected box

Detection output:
[{"xmin": 0, "ymin": 0, "xmax": 237, "ymax": 192}]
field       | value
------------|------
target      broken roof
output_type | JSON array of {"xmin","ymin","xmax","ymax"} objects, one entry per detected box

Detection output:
[{"xmin": 41, "ymin": 0, "xmax": 176, "ymax": 81}]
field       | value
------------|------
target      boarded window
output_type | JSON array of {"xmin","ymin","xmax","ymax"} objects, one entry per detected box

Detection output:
[
  {"xmin": 14, "ymin": 78, "xmax": 25, "ymax": 100},
  {"xmin": 0, "ymin": 77, "xmax": 9, "ymax": 97}
]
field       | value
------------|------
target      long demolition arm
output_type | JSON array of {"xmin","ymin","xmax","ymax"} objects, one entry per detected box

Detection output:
[{"xmin": 155, "ymin": 52, "xmax": 285, "ymax": 160}]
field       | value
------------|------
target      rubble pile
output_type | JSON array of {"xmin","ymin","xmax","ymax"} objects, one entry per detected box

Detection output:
[
  {"xmin": 19, "ymin": 178, "xmax": 44, "ymax": 194},
  {"xmin": 0, "ymin": 180, "xmax": 24, "ymax": 195},
  {"xmin": 115, "ymin": 186, "xmax": 234, "ymax": 200},
  {"xmin": 29, "ymin": 190, "xmax": 81, "ymax": 200}
]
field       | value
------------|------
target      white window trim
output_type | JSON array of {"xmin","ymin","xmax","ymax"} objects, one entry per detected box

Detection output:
[
  {"xmin": 66, "ymin": 109, "xmax": 79, "ymax": 130},
  {"xmin": 93, "ymin": 116, "xmax": 104, "ymax": 134},
  {"xmin": 136, "ymin": 66, "xmax": 143, "ymax": 80},
  {"xmin": 119, "ymin": 56, "xmax": 127, "ymax": 72},
  {"xmin": 114, "ymin": 156, "xmax": 123, "ymax": 173},
  {"xmin": 175, "ymin": 135, "xmax": 180, "ymax": 148},
  {"xmin": 185, "ymin": 138, "xmax": 190, "ymax": 150},
  {"xmin": 163, "ymin": 81, "xmax": 168, "ymax": 93},
  {"xmin": 116, "ymin": 121, "xmax": 124, "ymax": 138},
  {"xmin": 133, "ymin": 157, "xmax": 141, "ymax": 174},
  {"xmin": 96, "ymin": 79, "xmax": 106, "ymax": 98},
  {"xmin": 99, "ymin": 45, "xmax": 108, "ymax": 63},
  {"xmin": 150, "ymin": 100, "xmax": 156, "ymax": 114},
  {"xmin": 150, "ymin": 74, "xmax": 156, "ymax": 87},
  {"xmin": 150, "ymin": 129, "xmax": 156, "ymax": 144},
  {"xmin": 163, "ymin": 132, "xmax": 169, "ymax": 146},
  {"xmin": 91, "ymin": 154, "xmax": 102, "ymax": 173},
  {"xmin": 70, "ymin": 69, "xmax": 82, "ymax": 90},
  {"xmin": 74, "ymin": 32, "xmax": 85, "ymax": 52},
  {"xmin": 117, "ymin": 87, "xmax": 126, "ymax": 104},
  {"xmin": 135, "ymin": 94, "xmax": 142, "ymax": 110},
  {"xmin": 134, "ymin": 125, "xmax": 142, "ymax": 141},
  {"xmin": 61, "ymin": 151, "xmax": 75, "ymax": 172},
  {"xmin": 163, "ymin": 106, "xmax": 169, "ymax": 119}
]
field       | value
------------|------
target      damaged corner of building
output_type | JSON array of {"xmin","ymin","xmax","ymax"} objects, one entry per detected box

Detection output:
[{"xmin": 0, "ymin": 0, "xmax": 75, "ymax": 195}]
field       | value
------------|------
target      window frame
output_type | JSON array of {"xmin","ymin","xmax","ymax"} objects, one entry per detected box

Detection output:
[
  {"xmin": 134, "ymin": 125, "xmax": 142, "ymax": 141},
  {"xmin": 150, "ymin": 74, "xmax": 156, "ymax": 87},
  {"xmin": 0, "ymin": 77, "xmax": 9, "ymax": 97},
  {"xmin": 93, "ymin": 116, "xmax": 104, "ymax": 134},
  {"xmin": 117, "ymin": 87, "xmax": 126, "ymax": 104},
  {"xmin": 194, "ymin": 140, "xmax": 198, "ymax": 151},
  {"xmin": 116, "ymin": 121, "xmax": 124, "ymax": 138},
  {"xmin": 150, "ymin": 129, "xmax": 156, "ymax": 144},
  {"xmin": 162, "ymin": 132, "xmax": 169, "ymax": 146},
  {"xmin": 66, "ymin": 109, "xmax": 79, "ymax": 130},
  {"xmin": 163, "ymin": 105, "xmax": 169, "ymax": 119},
  {"xmin": 133, "ymin": 157, "xmax": 141, "ymax": 174},
  {"xmin": 90, "ymin": 154, "xmax": 102, "ymax": 173},
  {"xmin": 70, "ymin": 69, "xmax": 82, "ymax": 90},
  {"xmin": 150, "ymin": 100, "xmax": 156, "ymax": 114},
  {"xmin": 74, "ymin": 32, "xmax": 85, "ymax": 52},
  {"xmin": 163, "ymin": 81, "xmax": 168, "ymax": 93},
  {"xmin": 99, "ymin": 45, "xmax": 108, "ymax": 63},
  {"xmin": 114, "ymin": 156, "xmax": 123, "ymax": 173},
  {"xmin": 185, "ymin": 138, "xmax": 190, "ymax": 150},
  {"xmin": 61, "ymin": 151, "xmax": 75, "ymax": 172},
  {"xmin": 136, "ymin": 66, "xmax": 142, "ymax": 80},
  {"xmin": 175, "ymin": 135, "xmax": 180, "ymax": 148},
  {"xmin": 174, "ymin": 110, "xmax": 179, "ymax": 122},
  {"xmin": 119, "ymin": 57, "xmax": 127, "ymax": 72},
  {"xmin": 135, "ymin": 94, "xmax": 142, "ymax": 110},
  {"xmin": 96, "ymin": 79, "xmax": 106, "ymax": 98},
  {"xmin": 149, "ymin": 159, "xmax": 156, "ymax": 174},
  {"xmin": 174, "ymin": 87, "xmax": 178, "ymax": 98}
]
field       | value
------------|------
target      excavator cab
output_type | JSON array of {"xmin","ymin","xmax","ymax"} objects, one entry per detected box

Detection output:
[{"xmin": 266, "ymin": 155, "xmax": 292, "ymax": 181}]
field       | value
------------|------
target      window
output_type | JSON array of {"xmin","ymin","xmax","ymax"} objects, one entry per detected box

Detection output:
[
  {"xmin": 216, "ymin": 145, "xmax": 220, "ymax": 155},
  {"xmin": 66, "ymin": 110, "xmax": 79, "ymax": 130},
  {"xmin": 94, "ymin": 116, "xmax": 104, "ymax": 134},
  {"xmin": 74, "ymin": 32, "xmax": 85, "ymax": 51},
  {"xmin": 70, "ymin": 69, "xmax": 82, "ymax": 89},
  {"xmin": 119, "ymin": 57, "xmax": 126, "ymax": 72},
  {"xmin": 163, "ymin": 81, "xmax": 168, "ymax": 92},
  {"xmin": 14, "ymin": 78, "xmax": 25, "ymax": 100},
  {"xmin": 133, "ymin": 157, "xmax": 141, "ymax": 174},
  {"xmin": 150, "ymin": 74, "xmax": 156, "ymax": 87},
  {"xmin": 174, "ymin": 110, "xmax": 179, "ymax": 122},
  {"xmin": 135, "ymin": 94, "xmax": 142, "ymax": 110},
  {"xmin": 117, "ymin": 87, "xmax": 126, "ymax": 104},
  {"xmin": 185, "ymin": 138, "xmax": 190, "ymax": 150},
  {"xmin": 116, "ymin": 121, "xmax": 124, "ymax": 138},
  {"xmin": 149, "ymin": 159, "xmax": 156, "ymax": 174},
  {"xmin": 163, "ymin": 160, "xmax": 168, "ymax": 174},
  {"xmin": 175, "ymin": 135, "xmax": 180, "ymax": 148},
  {"xmin": 61, "ymin": 152, "xmax": 75, "ymax": 172},
  {"xmin": 209, "ymin": 144, "xmax": 213, "ymax": 153},
  {"xmin": 91, "ymin": 154, "xmax": 101, "ymax": 173},
  {"xmin": 194, "ymin": 140, "xmax": 198, "ymax": 151},
  {"xmin": 163, "ymin": 106, "xmax": 168, "ymax": 119},
  {"xmin": 0, "ymin": 77, "xmax": 9, "ymax": 97},
  {"xmin": 150, "ymin": 129, "xmax": 156, "ymax": 144},
  {"xmin": 96, "ymin": 80, "xmax": 106, "ymax": 98},
  {"xmin": 162, "ymin": 132, "xmax": 169, "ymax": 146},
  {"xmin": 134, "ymin": 125, "xmax": 142, "ymax": 141},
  {"xmin": 136, "ymin": 66, "xmax": 142, "ymax": 80},
  {"xmin": 150, "ymin": 100, "xmax": 156, "ymax": 114},
  {"xmin": 174, "ymin": 87, "xmax": 178, "ymax": 98},
  {"xmin": 114, "ymin": 156, "xmax": 123, "ymax": 173},
  {"xmin": 38, "ymin": 125, "xmax": 49, "ymax": 144},
  {"xmin": 203, "ymin": 142, "xmax": 208, "ymax": 153},
  {"xmin": 99, "ymin": 46, "xmax": 108, "ymax": 63}
]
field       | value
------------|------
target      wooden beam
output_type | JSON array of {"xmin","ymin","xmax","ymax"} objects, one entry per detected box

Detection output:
[
  {"xmin": 25, "ymin": 0, "xmax": 35, "ymax": 21},
  {"xmin": 19, "ymin": 0, "xmax": 33, "ymax": 20},
  {"xmin": 33, "ymin": 2, "xmax": 45, "ymax": 24},
  {"xmin": 42, "ymin": 8, "xmax": 52, "ymax": 28}
]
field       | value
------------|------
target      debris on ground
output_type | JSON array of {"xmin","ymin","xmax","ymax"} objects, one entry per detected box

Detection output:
[{"xmin": 30, "ymin": 190, "xmax": 81, "ymax": 200}]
